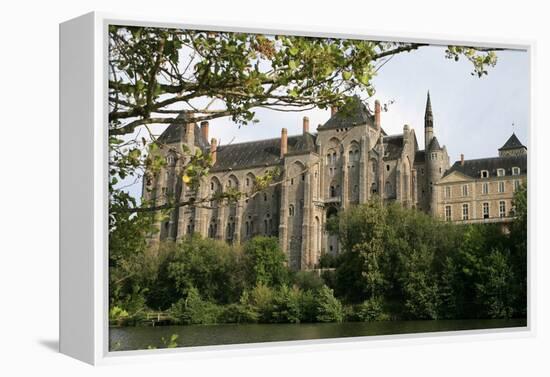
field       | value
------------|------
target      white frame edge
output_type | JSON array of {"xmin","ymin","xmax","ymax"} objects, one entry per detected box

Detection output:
[{"xmin": 59, "ymin": 11, "xmax": 536, "ymax": 366}]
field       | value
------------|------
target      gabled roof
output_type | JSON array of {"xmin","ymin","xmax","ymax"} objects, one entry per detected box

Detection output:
[
  {"xmin": 383, "ymin": 134, "xmax": 404, "ymax": 161},
  {"xmin": 443, "ymin": 154, "xmax": 527, "ymax": 179},
  {"xmin": 318, "ymin": 96, "xmax": 374, "ymax": 130},
  {"xmin": 210, "ymin": 133, "xmax": 317, "ymax": 172},
  {"xmin": 499, "ymin": 133, "xmax": 526, "ymax": 151},
  {"xmin": 157, "ymin": 113, "xmax": 210, "ymax": 150}
]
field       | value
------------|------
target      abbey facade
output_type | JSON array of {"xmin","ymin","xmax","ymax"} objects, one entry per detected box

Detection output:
[{"xmin": 143, "ymin": 93, "xmax": 527, "ymax": 270}]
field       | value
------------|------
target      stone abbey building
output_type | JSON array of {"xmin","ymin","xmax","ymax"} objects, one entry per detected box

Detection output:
[{"xmin": 143, "ymin": 93, "xmax": 527, "ymax": 270}]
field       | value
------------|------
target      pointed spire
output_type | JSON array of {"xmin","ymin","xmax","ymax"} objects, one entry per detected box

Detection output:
[{"xmin": 425, "ymin": 91, "xmax": 433, "ymax": 121}]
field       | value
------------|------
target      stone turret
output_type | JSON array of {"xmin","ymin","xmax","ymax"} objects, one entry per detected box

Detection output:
[{"xmin": 424, "ymin": 91, "xmax": 434, "ymax": 150}]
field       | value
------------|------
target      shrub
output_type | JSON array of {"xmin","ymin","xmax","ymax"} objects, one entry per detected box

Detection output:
[
  {"xmin": 271, "ymin": 285, "xmax": 302, "ymax": 323},
  {"xmin": 356, "ymin": 298, "xmax": 389, "ymax": 322},
  {"xmin": 109, "ymin": 306, "xmax": 129, "ymax": 323},
  {"xmin": 245, "ymin": 283, "xmax": 276, "ymax": 322},
  {"xmin": 315, "ymin": 285, "xmax": 344, "ymax": 323},
  {"xmin": 170, "ymin": 287, "xmax": 221, "ymax": 325},
  {"xmin": 292, "ymin": 271, "xmax": 324, "ymax": 291}
]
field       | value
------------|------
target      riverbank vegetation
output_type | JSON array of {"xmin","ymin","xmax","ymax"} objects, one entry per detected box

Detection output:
[{"xmin": 109, "ymin": 185, "xmax": 526, "ymax": 326}]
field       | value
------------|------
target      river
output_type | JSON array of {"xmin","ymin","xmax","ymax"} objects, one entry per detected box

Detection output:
[{"xmin": 109, "ymin": 318, "xmax": 526, "ymax": 351}]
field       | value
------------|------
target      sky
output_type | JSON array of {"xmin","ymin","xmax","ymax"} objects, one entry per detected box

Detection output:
[
  {"xmin": 205, "ymin": 45, "xmax": 528, "ymax": 160},
  {"xmin": 120, "ymin": 43, "xmax": 529, "ymax": 200}
]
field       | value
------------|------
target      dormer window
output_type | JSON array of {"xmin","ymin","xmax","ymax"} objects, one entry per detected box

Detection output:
[
  {"xmin": 481, "ymin": 170, "xmax": 489, "ymax": 178},
  {"xmin": 512, "ymin": 167, "xmax": 520, "ymax": 176},
  {"xmin": 497, "ymin": 168, "xmax": 505, "ymax": 177}
]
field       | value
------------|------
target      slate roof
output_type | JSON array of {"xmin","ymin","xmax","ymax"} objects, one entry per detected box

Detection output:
[
  {"xmin": 428, "ymin": 136, "xmax": 442, "ymax": 151},
  {"xmin": 210, "ymin": 133, "xmax": 317, "ymax": 172},
  {"xmin": 499, "ymin": 133, "xmax": 526, "ymax": 151},
  {"xmin": 157, "ymin": 114, "xmax": 210, "ymax": 150},
  {"xmin": 443, "ymin": 154, "xmax": 527, "ymax": 179},
  {"xmin": 383, "ymin": 134, "xmax": 404, "ymax": 161},
  {"xmin": 414, "ymin": 150, "xmax": 426, "ymax": 164},
  {"xmin": 318, "ymin": 96, "xmax": 375, "ymax": 130}
]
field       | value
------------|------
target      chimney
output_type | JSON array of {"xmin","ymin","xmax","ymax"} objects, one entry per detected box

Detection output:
[
  {"xmin": 460, "ymin": 154, "xmax": 464, "ymax": 166},
  {"xmin": 302, "ymin": 116, "xmax": 310, "ymax": 134},
  {"xmin": 331, "ymin": 105, "xmax": 338, "ymax": 116},
  {"xmin": 280, "ymin": 128, "xmax": 288, "ymax": 159},
  {"xmin": 200, "ymin": 121, "xmax": 209, "ymax": 142},
  {"xmin": 210, "ymin": 138, "xmax": 217, "ymax": 165},
  {"xmin": 374, "ymin": 100, "xmax": 381, "ymax": 130},
  {"xmin": 185, "ymin": 122, "xmax": 195, "ymax": 145}
]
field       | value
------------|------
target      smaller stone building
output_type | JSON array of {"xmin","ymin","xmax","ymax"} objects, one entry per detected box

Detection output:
[{"xmin": 434, "ymin": 133, "xmax": 527, "ymax": 223}]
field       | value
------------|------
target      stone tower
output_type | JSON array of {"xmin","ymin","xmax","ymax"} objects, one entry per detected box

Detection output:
[{"xmin": 423, "ymin": 92, "xmax": 450, "ymax": 215}]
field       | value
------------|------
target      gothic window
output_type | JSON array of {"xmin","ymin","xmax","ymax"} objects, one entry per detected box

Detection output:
[
  {"xmin": 330, "ymin": 186, "xmax": 336, "ymax": 198},
  {"xmin": 289, "ymin": 204, "xmax": 295, "ymax": 216}
]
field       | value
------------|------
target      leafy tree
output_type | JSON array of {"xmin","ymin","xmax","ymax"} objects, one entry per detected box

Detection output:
[
  {"xmin": 510, "ymin": 182, "xmax": 527, "ymax": 316},
  {"xmin": 242, "ymin": 236, "xmax": 288, "ymax": 287},
  {"xmin": 149, "ymin": 236, "xmax": 244, "ymax": 309},
  {"xmin": 399, "ymin": 247, "xmax": 440, "ymax": 319},
  {"xmin": 334, "ymin": 201, "xmax": 389, "ymax": 302},
  {"xmin": 476, "ymin": 249, "xmax": 516, "ymax": 318},
  {"xmin": 108, "ymin": 26, "xmax": 499, "ymax": 218}
]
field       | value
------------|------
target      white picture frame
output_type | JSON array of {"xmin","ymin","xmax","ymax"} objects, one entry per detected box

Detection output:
[{"xmin": 59, "ymin": 11, "xmax": 536, "ymax": 365}]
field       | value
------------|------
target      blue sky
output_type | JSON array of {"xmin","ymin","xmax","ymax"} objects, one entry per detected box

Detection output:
[{"xmin": 122, "ymin": 43, "xmax": 529, "ymax": 200}]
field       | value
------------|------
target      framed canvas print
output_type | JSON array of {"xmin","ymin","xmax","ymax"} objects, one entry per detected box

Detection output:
[{"xmin": 60, "ymin": 12, "xmax": 533, "ymax": 365}]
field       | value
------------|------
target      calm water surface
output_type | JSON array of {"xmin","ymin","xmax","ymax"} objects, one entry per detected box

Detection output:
[{"xmin": 110, "ymin": 318, "xmax": 526, "ymax": 351}]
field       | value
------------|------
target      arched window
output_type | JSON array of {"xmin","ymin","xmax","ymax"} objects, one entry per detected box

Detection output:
[
  {"xmin": 385, "ymin": 181, "xmax": 392, "ymax": 195},
  {"xmin": 289, "ymin": 204, "xmax": 295, "ymax": 216},
  {"xmin": 330, "ymin": 186, "xmax": 336, "ymax": 198},
  {"xmin": 371, "ymin": 182, "xmax": 378, "ymax": 194}
]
